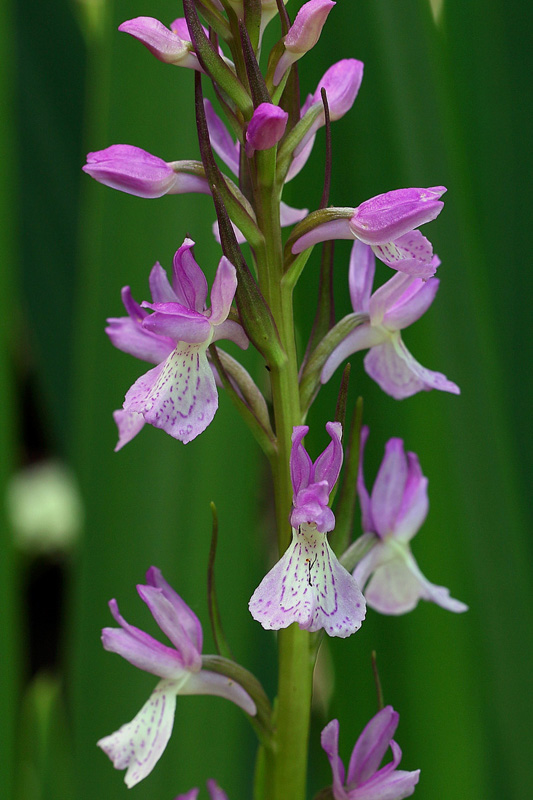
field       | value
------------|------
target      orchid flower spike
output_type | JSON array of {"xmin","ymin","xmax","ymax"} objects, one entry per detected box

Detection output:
[
  {"xmin": 293, "ymin": 186, "xmax": 446, "ymax": 278},
  {"xmin": 273, "ymin": 0, "xmax": 336, "ymax": 86},
  {"xmin": 355, "ymin": 426, "xmax": 468, "ymax": 615},
  {"xmin": 118, "ymin": 17, "xmax": 202, "ymax": 69},
  {"xmin": 321, "ymin": 707, "xmax": 420, "ymax": 800},
  {"xmin": 106, "ymin": 238, "xmax": 248, "ymax": 448},
  {"xmin": 321, "ymin": 241, "xmax": 460, "ymax": 399},
  {"xmin": 249, "ymin": 423, "xmax": 366, "ymax": 638},
  {"xmin": 83, "ymin": 145, "xmax": 209, "ymax": 199},
  {"xmin": 97, "ymin": 568, "xmax": 256, "ymax": 788}
]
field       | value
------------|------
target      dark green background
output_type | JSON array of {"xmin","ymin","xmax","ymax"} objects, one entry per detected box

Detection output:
[{"xmin": 1, "ymin": 1, "xmax": 532, "ymax": 798}]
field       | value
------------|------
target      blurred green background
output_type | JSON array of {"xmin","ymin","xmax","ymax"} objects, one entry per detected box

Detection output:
[{"xmin": 1, "ymin": 0, "xmax": 532, "ymax": 798}]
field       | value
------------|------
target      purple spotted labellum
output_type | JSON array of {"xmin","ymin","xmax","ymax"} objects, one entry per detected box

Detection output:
[
  {"xmin": 355, "ymin": 427, "xmax": 468, "ymax": 615},
  {"xmin": 97, "ymin": 568, "xmax": 256, "ymax": 788},
  {"xmin": 106, "ymin": 238, "xmax": 248, "ymax": 448},
  {"xmin": 321, "ymin": 707, "xmax": 420, "ymax": 800},
  {"xmin": 249, "ymin": 423, "xmax": 366, "ymax": 638},
  {"xmin": 83, "ymin": 145, "xmax": 209, "ymax": 199},
  {"xmin": 293, "ymin": 187, "xmax": 446, "ymax": 278},
  {"xmin": 321, "ymin": 241, "xmax": 460, "ymax": 399}
]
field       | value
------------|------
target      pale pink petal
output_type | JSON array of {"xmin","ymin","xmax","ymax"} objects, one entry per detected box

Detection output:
[
  {"xmin": 141, "ymin": 303, "xmax": 211, "ymax": 343},
  {"xmin": 146, "ymin": 567, "xmax": 203, "ymax": 652},
  {"xmin": 149, "ymin": 262, "xmax": 178, "ymax": 303},
  {"xmin": 321, "ymin": 324, "xmax": 386, "ymax": 384},
  {"xmin": 357, "ymin": 425, "xmax": 375, "ymax": 533},
  {"xmin": 204, "ymin": 98, "xmax": 240, "ymax": 176},
  {"xmin": 383, "ymin": 276, "xmax": 439, "ymax": 330},
  {"xmin": 209, "ymin": 257, "xmax": 237, "ymax": 325},
  {"xmin": 211, "ymin": 319, "xmax": 249, "ymax": 349},
  {"xmin": 279, "ymin": 201, "xmax": 309, "ymax": 227},
  {"xmin": 364, "ymin": 335, "xmax": 460, "ymax": 399},
  {"xmin": 368, "ymin": 272, "xmax": 414, "ymax": 327},
  {"xmin": 321, "ymin": 720, "xmax": 348, "ymax": 799},
  {"xmin": 97, "ymin": 679, "xmax": 180, "ymax": 787},
  {"xmin": 346, "ymin": 705, "xmax": 398, "ymax": 787},
  {"xmin": 206, "ymin": 779, "xmax": 229, "ymax": 800},
  {"xmin": 360, "ymin": 544, "xmax": 468, "ymax": 615},
  {"xmin": 349, "ymin": 241, "xmax": 375, "ymax": 313},
  {"xmin": 370, "ymin": 439, "xmax": 408, "ymax": 538},
  {"xmin": 106, "ymin": 316, "xmax": 175, "ymax": 364},
  {"xmin": 125, "ymin": 345, "xmax": 217, "ymax": 443},
  {"xmin": 286, "ymin": 132, "xmax": 316, "ymax": 181},
  {"xmin": 181, "ymin": 670, "xmax": 256, "ymax": 715},
  {"xmin": 137, "ymin": 585, "xmax": 202, "ymax": 671},
  {"xmin": 393, "ymin": 453, "xmax": 429, "ymax": 543},
  {"xmin": 113, "ymin": 410, "xmax": 146, "ymax": 451}
]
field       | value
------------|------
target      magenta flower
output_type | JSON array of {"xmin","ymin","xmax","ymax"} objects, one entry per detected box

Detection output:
[
  {"xmin": 118, "ymin": 16, "xmax": 201, "ymax": 69},
  {"xmin": 249, "ymin": 423, "xmax": 366, "ymax": 638},
  {"xmin": 293, "ymin": 187, "xmax": 446, "ymax": 278},
  {"xmin": 245, "ymin": 103, "xmax": 288, "ymax": 157},
  {"xmin": 106, "ymin": 238, "xmax": 248, "ymax": 448},
  {"xmin": 83, "ymin": 145, "xmax": 209, "ymax": 199},
  {"xmin": 354, "ymin": 427, "xmax": 468, "ymax": 615},
  {"xmin": 273, "ymin": 0, "xmax": 336, "ymax": 86},
  {"xmin": 97, "ymin": 568, "xmax": 256, "ymax": 788},
  {"xmin": 321, "ymin": 241, "xmax": 460, "ymax": 399},
  {"xmin": 321, "ymin": 707, "xmax": 420, "ymax": 800}
]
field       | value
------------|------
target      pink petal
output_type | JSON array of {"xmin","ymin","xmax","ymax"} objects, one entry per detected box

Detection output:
[
  {"xmin": 137, "ymin": 585, "xmax": 202, "ymax": 671},
  {"xmin": 182, "ymin": 670, "xmax": 256, "ymax": 715},
  {"xmin": 349, "ymin": 241, "xmax": 375, "ymax": 313},
  {"xmin": 113, "ymin": 410, "xmax": 146, "ymax": 451},
  {"xmin": 346, "ymin": 706, "xmax": 398, "ymax": 787},
  {"xmin": 383, "ymin": 276, "xmax": 440, "ymax": 330},
  {"xmin": 146, "ymin": 566, "xmax": 203, "ymax": 652},
  {"xmin": 172, "ymin": 238, "xmax": 209, "ymax": 312},
  {"xmin": 370, "ymin": 439, "xmax": 408, "ymax": 538},
  {"xmin": 364, "ymin": 336, "xmax": 460, "ymax": 399},
  {"xmin": 204, "ymin": 98, "xmax": 240, "ymax": 176},
  {"xmin": 209, "ymin": 257, "xmax": 237, "ymax": 325},
  {"xmin": 149, "ymin": 262, "xmax": 178, "ymax": 303},
  {"xmin": 321, "ymin": 323, "xmax": 386, "ymax": 385},
  {"xmin": 321, "ymin": 720, "xmax": 348, "ymax": 799}
]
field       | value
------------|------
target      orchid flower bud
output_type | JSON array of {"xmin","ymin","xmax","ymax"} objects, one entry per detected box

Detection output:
[
  {"xmin": 118, "ymin": 17, "xmax": 201, "ymax": 69},
  {"xmin": 83, "ymin": 145, "xmax": 209, "ymax": 199},
  {"xmin": 274, "ymin": 0, "xmax": 336, "ymax": 86},
  {"xmin": 245, "ymin": 103, "xmax": 289, "ymax": 157}
]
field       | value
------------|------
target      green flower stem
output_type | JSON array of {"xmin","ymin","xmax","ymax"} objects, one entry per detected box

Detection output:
[{"xmin": 253, "ymin": 147, "xmax": 314, "ymax": 800}]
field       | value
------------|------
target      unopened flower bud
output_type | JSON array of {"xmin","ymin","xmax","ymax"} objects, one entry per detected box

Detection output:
[
  {"xmin": 245, "ymin": 103, "xmax": 289, "ymax": 157},
  {"xmin": 273, "ymin": 0, "xmax": 335, "ymax": 85},
  {"xmin": 118, "ymin": 16, "xmax": 201, "ymax": 69},
  {"xmin": 83, "ymin": 145, "xmax": 209, "ymax": 198}
]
